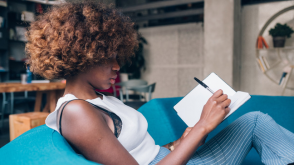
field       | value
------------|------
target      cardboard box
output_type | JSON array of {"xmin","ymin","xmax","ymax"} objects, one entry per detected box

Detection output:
[{"xmin": 9, "ymin": 112, "xmax": 49, "ymax": 141}]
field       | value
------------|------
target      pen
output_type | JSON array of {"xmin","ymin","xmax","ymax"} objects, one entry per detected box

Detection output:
[{"xmin": 194, "ymin": 77, "xmax": 215, "ymax": 94}]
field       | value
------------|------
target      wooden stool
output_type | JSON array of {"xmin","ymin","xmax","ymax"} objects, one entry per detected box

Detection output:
[{"xmin": 9, "ymin": 112, "xmax": 49, "ymax": 141}]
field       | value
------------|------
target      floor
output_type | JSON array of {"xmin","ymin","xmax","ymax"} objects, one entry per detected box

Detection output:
[
  {"xmin": 0, "ymin": 118, "xmax": 10, "ymax": 148},
  {"xmin": 0, "ymin": 103, "xmax": 35, "ymax": 148}
]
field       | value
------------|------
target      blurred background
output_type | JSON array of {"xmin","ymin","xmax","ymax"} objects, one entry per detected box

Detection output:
[{"xmin": 1, "ymin": 0, "xmax": 294, "ymax": 147}]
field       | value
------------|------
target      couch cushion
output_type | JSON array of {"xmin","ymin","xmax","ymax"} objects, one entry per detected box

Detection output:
[
  {"xmin": 0, "ymin": 125, "xmax": 99, "ymax": 165},
  {"xmin": 138, "ymin": 95, "xmax": 294, "ymax": 165}
]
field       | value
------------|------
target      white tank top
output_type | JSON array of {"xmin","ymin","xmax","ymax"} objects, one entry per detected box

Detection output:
[{"xmin": 45, "ymin": 94, "xmax": 160, "ymax": 165}]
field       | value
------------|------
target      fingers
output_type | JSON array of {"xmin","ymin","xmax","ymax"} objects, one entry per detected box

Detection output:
[
  {"xmin": 212, "ymin": 89, "xmax": 223, "ymax": 98},
  {"xmin": 220, "ymin": 98, "xmax": 231, "ymax": 108},
  {"xmin": 208, "ymin": 89, "xmax": 231, "ymax": 114},
  {"xmin": 211, "ymin": 90, "xmax": 230, "ymax": 104},
  {"xmin": 216, "ymin": 94, "xmax": 228, "ymax": 103},
  {"xmin": 214, "ymin": 94, "xmax": 231, "ymax": 113},
  {"xmin": 224, "ymin": 106, "xmax": 231, "ymax": 114},
  {"xmin": 220, "ymin": 99, "xmax": 231, "ymax": 116}
]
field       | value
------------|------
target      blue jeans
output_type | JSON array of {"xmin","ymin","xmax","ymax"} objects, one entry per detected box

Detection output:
[{"xmin": 149, "ymin": 112, "xmax": 294, "ymax": 165}]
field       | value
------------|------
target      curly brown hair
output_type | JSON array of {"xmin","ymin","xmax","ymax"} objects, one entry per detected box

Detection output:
[{"xmin": 26, "ymin": 2, "xmax": 138, "ymax": 79}]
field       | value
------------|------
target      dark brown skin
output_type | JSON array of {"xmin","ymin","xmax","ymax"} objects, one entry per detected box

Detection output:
[{"xmin": 61, "ymin": 56, "xmax": 231, "ymax": 165}]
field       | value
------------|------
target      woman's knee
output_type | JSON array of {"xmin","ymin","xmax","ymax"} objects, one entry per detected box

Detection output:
[
  {"xmin": 237, "ymin": 111, "xmax": 265, "ymax": 125},
  {"xmin": 243, "ymin": 111, "xmax": 265, "ymax": 118}
]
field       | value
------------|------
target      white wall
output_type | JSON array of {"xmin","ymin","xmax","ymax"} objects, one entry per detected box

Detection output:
[
  {"xmin": 140, "ymin": 1, "xmax": 294, "ymax": 98},
  {"xmin": 140, "ymin": 23, "xmax": 204, "ymax": 98},
  {"xmin": 241, "ymin": 1, "xmax": 294, "ymax": 95}
]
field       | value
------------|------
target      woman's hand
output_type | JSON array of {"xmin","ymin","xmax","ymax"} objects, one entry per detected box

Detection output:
[
  {"xmin": 159, "ymin": 91, "xmax": 229, "ymax": 164},
  {"xmin": 197, "ymin": 89, "xmax": 231, "ymax": 135}
]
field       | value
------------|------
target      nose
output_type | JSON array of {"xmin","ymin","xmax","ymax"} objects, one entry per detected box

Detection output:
[{"xmin": 112, "ymin": 58, "xmax": 120, "ymax": 72}]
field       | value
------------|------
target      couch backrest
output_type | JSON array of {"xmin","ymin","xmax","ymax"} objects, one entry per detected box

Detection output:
[
  {"xmin": 138, "ymin": 95, "xmax": 294, "ymax": 145},
  {"xmin": 138, "ymin": 97, "xmax": 186, "ymax": 145}
]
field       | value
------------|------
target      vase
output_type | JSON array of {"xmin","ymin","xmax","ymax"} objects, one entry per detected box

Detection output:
[{"xmin": 273, "ymin": 36, "xmax": 286, "ymax": 48}]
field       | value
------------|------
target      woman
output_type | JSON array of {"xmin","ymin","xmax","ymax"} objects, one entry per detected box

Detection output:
[{"xmin": 26, "ymin": 2, "xmax": 294, "ymax": 165}]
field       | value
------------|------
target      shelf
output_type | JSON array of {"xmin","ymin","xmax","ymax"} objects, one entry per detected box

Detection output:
[
  {"xmin": 9, "ymin": 59, "xmax": 26, "ymax": 62},
  {"xmin": 12, "ymin": 20, "xmax": 31, "ymax": 27},
  {"xmin": 0, "ymin": 0, "xmax": 49, "ymax": 83},
  {"xmin": 8, "ymin": 12, "xmax": 31, "ymax": 27},
  {"xmin": 256, "ymin": 45, "xmax": 294, "ymax": 94},
  {"xmin": 9, "ymin": 40, "xmax": 27, "ymax": 43}
]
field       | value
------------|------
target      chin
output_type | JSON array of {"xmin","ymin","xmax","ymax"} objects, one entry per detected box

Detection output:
[{"xmin": 102, "ymin": 84, "xmax": 112, "ymax": 90}]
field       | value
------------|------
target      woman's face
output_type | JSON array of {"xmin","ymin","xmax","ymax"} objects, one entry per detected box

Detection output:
[{"xmin": 85, "ymin": 57, "xmax": 120, "ymax": 90}]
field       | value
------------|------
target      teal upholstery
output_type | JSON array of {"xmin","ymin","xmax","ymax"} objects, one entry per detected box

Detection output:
[
  {"xmin": 139, "ymin": 95, "xmax": 294, "ymax": 165},
  {"xmin": 0, "ymin": 124, "xmax": 98, "ymax": 165},
  {"xmin": 0, "ymin": 95, "xmax": 293, "ymax": 164}
]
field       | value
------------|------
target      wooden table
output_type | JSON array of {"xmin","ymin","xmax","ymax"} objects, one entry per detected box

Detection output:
[{"xmin": 0, "ymin": 82, "xmax": 66, "ymax": 113}]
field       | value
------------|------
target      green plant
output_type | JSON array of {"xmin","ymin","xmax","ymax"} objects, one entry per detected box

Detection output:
[
  {"xmin": 120, "ymin": 34, "xmax": 147, "ymax": 79},
  {"xmin": 269, "ymin": 23, "xmax": 294, "ymax": 38}
]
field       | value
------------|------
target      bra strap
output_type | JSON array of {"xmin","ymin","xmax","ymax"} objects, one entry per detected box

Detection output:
[
  {"xmin": 57, "ymin": 99, "xmax": 119, "ymax": 138},
  {"xmin": 57, "ymin": 99, "xmax": 82, "ymax": 135}
]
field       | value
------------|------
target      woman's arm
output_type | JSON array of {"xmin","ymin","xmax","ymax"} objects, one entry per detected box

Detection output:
[
  {"xmin": 162, "ymin": 127, "xmax": 207, "ymax": 151},
  {"xmin": 158, "ymin": 89, "xmax": 231, "ymax": 165},
  {"xmin": 61, "ymin": 100, "xmax": 138, "ymax": 165}
]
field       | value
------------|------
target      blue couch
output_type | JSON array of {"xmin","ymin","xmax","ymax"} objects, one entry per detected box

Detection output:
[{"xmin": 1, "ymin": 95, "xmax": 294, "ymax": 164}]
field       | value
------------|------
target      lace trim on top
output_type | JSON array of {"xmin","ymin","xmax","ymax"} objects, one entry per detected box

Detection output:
[{"xmin": 88, "ymin": 102, "xmax": 122, "ymax": 138}]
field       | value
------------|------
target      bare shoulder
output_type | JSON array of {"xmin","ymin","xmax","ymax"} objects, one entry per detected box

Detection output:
[
  {"xmin": 61, "ymin": 99, "xmax": 107, "ymax": 142},
  {"xmin": 62, "ymin": 99, "xmax": 101, "ymax": 121},
  {"xmin": 61, "ymin": 99, "xmax": 108, "ymax": 141},
  {"xmin": 60, "ymin": 99, "xmax": 138, "ymax": 164}
]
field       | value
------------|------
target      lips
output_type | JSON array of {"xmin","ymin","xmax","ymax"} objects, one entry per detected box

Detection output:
[
  {"xmin": 110, "ymin": 78, "xmax": 116, "ymax": 84},
  {"xmin": 109, "ymin": 75, "xmax": 117, "ymax": 85}
]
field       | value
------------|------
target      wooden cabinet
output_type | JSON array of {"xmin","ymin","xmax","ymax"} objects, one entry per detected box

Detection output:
[{"xmin": 9, "ymin": 112, "xmax": 49, "ymax": 141}]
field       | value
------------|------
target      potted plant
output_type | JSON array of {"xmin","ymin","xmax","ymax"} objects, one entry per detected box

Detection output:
[
  {"xmin": 120, "ymin": 34, "xmax": 147, "ymax": 80},
  {"xmin": 269, "ymin": 23, "xmax": 294, "ymax": 47}
]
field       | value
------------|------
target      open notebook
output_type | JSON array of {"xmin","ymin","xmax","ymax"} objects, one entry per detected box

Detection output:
[{"xmin": 174, "ymin": 72, "xmax": 251, "ymax": 127}]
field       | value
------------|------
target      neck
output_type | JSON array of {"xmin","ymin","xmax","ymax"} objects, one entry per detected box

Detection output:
[{"xmin": 63, "ymin": 75, "xmax": 100, "ymax": 100}]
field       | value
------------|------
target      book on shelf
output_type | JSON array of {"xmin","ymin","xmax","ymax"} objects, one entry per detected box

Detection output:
[
  {"xmin": 256, "ymin": 36, "xmax": 269, "ymax": 49},
  {"xmin": 15, "ymin": 26, "xmax": 28, "ymax": 42},
  {"xmin": 279, "ymin": 72, "xmax": 287, "ymax": 86},
  {"xmin": 261, "ymin": 56, "xmax": 270, "ymax": 69},
  {"xmin": 21, "ymin": 11, "xmax": 35, "ymax": 22},
  {"xmin": 256, "ymin": 58, "xmax": 266, "ymax": 72},
  {"xmin": 279, "ymin": 66, "xmax": 292, "ymax": 86},
  {"xmin": 174, "ymin": 73, "xmax": 251, "ymax": 127}
]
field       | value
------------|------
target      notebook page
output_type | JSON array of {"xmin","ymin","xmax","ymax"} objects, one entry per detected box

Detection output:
[
  {"xmin": 226, "ymin": 91, "xmax": 251, "ymax": 119},
  {"xmin": 174, "ymin": 73, "xmax": 237, "ymax": 127}
]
